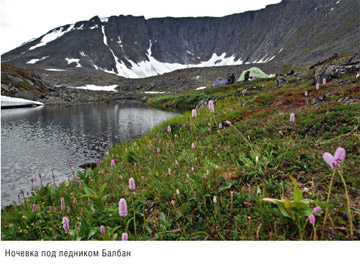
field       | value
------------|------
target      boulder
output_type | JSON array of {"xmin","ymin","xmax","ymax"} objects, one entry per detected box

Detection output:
[
  {"xmin": 275, "ymin": 78, "xmax": 288, "ymax": 86},
  {"xmin": 196, "ymin": 97, "xmax": 217, "ymax": 110}
]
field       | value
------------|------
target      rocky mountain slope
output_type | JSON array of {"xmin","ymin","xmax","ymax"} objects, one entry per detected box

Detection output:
[{"xmin": 2, "ymin": 0, "xmax": 359, "ymax": 86}]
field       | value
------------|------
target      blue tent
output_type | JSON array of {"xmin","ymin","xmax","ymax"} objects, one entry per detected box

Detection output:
[{"xmin": 212, "ymin": 77, "xmax": 228, "ymax": 87}]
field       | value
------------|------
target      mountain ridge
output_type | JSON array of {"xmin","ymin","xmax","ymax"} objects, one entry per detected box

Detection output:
[{"xmin": 2, "ymin": 0, "xmax": 359, "ymax": 82}]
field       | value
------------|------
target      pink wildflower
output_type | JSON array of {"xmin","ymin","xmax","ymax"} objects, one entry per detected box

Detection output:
[
  {"xmin": 129, "ymin": 178, "xmax": 136, "ymax": 190},
  {"xmin": 100, "ymin": 225, "xmax": 105, "ymax": 235},
  {"xmin": 32, "ymin": 204, "xmax": 36, "ymax": 213},
  {"xmin": 316, "ymin": 83, "xmax": 320, "ymax": 90},
  {"xmin": 122, "ymin": 232, "xmax": 128, "ymax": 241},
  {"xmin": 323, "ymin": 78, "xmax": 326, "ymax": 85},
  {"xmin": 226, "ymin": 120, "xmax": 231, "ymax": 125},
  {"xmin": 290, "ymin": 113, "xmax": 295, "ymax": 122},
  {"xmin": 96, "ymin": 159, "xmax": 99, "ymax": 167},
  {"xmin": 313, "ymin": 206, "xmax": 321, "ymax": 214},
  {"xmin": 119, "ymin": 198, "xmax": 128, "ymax": 217},
  {"xmin": 167, "ymin": 125, "xmax": 171, "ymax": 133},
  {"xmin": 111, "ymin": 160, "xmax": 115, "ymax": 167},
  {"xmin": 219, "ymin": 124, "xmax": 222, "ymax": 129},
  {"xmin": 191, "ymin": 143, "xmax": 195, "ymax": 149},
  {"xmin": 157, "ymin": 148, "xmax": 160, "ymax": 153},
  {"xmin": 61, "ymin": 197, "xmax": 65, "ymax": 211},
  {"xmin": 49, "ymin": 206, "xmax": 53, "ymax": 213},
  {"xmin": 323, "ymin": 147, "xmax": 346, "ymax": 169},
  {"xmin": 192, "ymin": 109, "xmax": 197, "ymax": 118},
  {"xmin": 208, "ymin": 100, "xmax": 214, "ymax": 112},
  {"xmin": 305, "ymin": 91, "xmax": 308, "ymax": 97},
  {"xmin": 309, "ymin": 214, "xmax": 316, "ymax": 225},
  {"xmin": 141, "ymin": 176, "xmax": 145, "ymax": 181},
  {"xmin": 62, "ymin": 217, "xmax": 70, "ymax": 232}
]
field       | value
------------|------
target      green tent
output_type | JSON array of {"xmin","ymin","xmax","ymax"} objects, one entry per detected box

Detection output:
[{"xmin": 237, "ymin": 67, "xmax": 269, "ymax": 81}]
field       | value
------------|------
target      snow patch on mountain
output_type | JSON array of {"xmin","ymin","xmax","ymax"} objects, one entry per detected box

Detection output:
[
  {"xmin": 27, "ymin": 56, "xmax": 49, "ymax": 64},
  {"xmin": 75, "ymin": 84, "xmax": 118, "ymax": 91},
  {"xmin": 29, "ymin": 25, "xmax": 75, "ymax": 50},
  {"xmin": 65, "ymin": 58, "xmax": 82, "ymax": 67}
]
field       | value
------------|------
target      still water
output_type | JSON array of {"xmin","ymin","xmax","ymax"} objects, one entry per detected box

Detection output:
[{"xmin": 1, "ymin": 102, "xmax": 177, "ymax": 207}]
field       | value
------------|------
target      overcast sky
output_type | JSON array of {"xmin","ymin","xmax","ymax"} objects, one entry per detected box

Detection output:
[{"xmin": 1, "ymin": 0, "xmax": 281, "ymax": 54}]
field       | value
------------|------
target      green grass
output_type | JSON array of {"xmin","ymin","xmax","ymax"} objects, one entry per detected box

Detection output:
[{"xmin": 1, "ymin": 66, "xmax": 359, "ymax": 241}]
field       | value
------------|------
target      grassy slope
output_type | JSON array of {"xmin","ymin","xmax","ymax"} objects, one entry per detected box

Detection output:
[{"xmin": 1, "ymin": 64, "xmax": 359, "ymax": 241}]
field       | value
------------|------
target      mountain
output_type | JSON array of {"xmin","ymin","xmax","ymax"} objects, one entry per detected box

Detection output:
[{"xmin": 2, "ymin": 0, "xmax": 359, "ymax": 84}]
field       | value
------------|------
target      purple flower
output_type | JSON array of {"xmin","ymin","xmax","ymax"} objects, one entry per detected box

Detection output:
[
  {"xmin": 27, "ymin": 191, "xmax": 30, "ymax": 196},
  {"xmin": 208, "ymin": 123, "xmax": 211, "ymax": 126},
  {"xmin": 134, "ymin": 142, "xmax": 136, "ymax": 146},
  {"xmin": 309, "ymin": 214, "xmax": 316, "ymax": 225},
  {"xmin": 316, "ymin": 83, "xmax": 320, "ymax": 90},
  {"xmin": 100, "ymin": 225, "xmax": 105, "ymax": 235},
  {"xmin": 49, "ymin": 206, "xmax": 53, "ymax": 213},
  {"xmin": 111, "ymin": 160, "xmax": 115, "ymax": 167},
  {"xmin": 167, "ymin": 125, "xmax": 171, "ymax": 133},
  {"xmin": 323, "ymin": 147, "xmax": 346, "ymax": 169},
  {"xmin": 191, "ymin": 143, "xmax": 195, "ymax": 149},
  {"xmin": 183, "ymin": 124, "xmax": 186, "ymax": 128},
  {"xmin": 208, "ymin": 100, "xmax": 214, "ymax": 112},
  {"xmin": 226, "ymin": 120, "xmax": 231, "ymax": 125},
  {"xmin": 219, "ymin": 124, "xmax": 222, "ymax": 129},
  {"xmin": 79, "ymin": 182, "xmax": 82, "ymax": 188},
  {"xmin": 73, "ymin": 198, "xmax": 77, "ymax": 204},
  {"xmin": 304, "ymin": 91, "xmax": 308, "ymax": 97},
  {"xmin": 119, "ymin": 198, "xmax": 128, "ymax": 217},
  {"xmin": 32, "ymin": 204, "xmax": 36, "ymax": 213},
  {"xmin": 106, "ymin": 151, "xmax": 109, "ymax": 156},
  {"xmin": 38, "ymin": 173, "xmax": 42, "ymax": 179},
  {"xmin": 157, "ymin": 148, "xmax": 160, "ymax": 153},
  {"xmin": 290, "ymin": 113, "xmax": 295, "ymax": 122},
  {"xmin": 62, "ymin": 217, "xmax": 70, "ymax": 232},
  {"xmin": 141, "ymin": 176, "xmax": 145, "ymax": 181},
  {"xmin": 96, "ymin": 159, "xmax": 99, "ymax": 167},
  {"xmin": 122, "ymin": 232, "xmax": 128, "ymax": 241},
  {"xmin": 322, "ymin": 78, "xmax": 326, "ymax": 85},
  {"xmin": 217, "ymin": 130, "xmax": 220, "ymax": 134},
  {"xmin": 74, "ymin": 176, "xmax": 77, "ymax": 183},
  {"xmin": 129, "ymin": 178, "xmax": 136, "ymax": 190},
  {"xmin": 59, "ymin": 182, "xmax": 62, "ymax": 188},
  {"xmin": 61, "ymin": 197, "xmax": 65, "ymax": 211},
  {"xmin": 313, "ymin": 206, "xmax": 321, "ymax": 214},
  {"xmin": 192, "ymin": 109, "xmax": 197, "ymax": 118},
  {"xmin": 17, "ymin": 194, "xmax": 20, "ymax": 200},
  {"xmin": 31, "ymin": 178, "xmax": 34, "ymax": 183}
]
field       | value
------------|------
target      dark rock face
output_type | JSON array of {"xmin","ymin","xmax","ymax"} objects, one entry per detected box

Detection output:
[
  {"xmin": 1, "ymin": 0, "xmax": 359, "ymax": 81},
  {"xmin": 313, "ymin": 52, "xmax": 360, "ymax": 83}
]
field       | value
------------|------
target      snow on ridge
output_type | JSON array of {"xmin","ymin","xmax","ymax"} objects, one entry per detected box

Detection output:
[
  {"xmin": 65, "ymin": 58, "xmax": 82, "ymax": 67},
  {"xmin": 75, "ymin": 84, "xmax": 118, "ymax": 92},
  {"xmin": 27, "ymin": 56, "xmax": 49, "ymax": 64},
  {"xmin": 90, "ymin": 25, "xmax": 99, "ymax": 30},
  {"xmin": 100, "ymin": 17, "xmax": 109, "ymax": 23},
  {"xmin": 29, "ymin": 25, "xmax": 75, "ymax": 50}
]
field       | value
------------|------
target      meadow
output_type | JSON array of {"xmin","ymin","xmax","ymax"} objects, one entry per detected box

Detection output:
[{"xmin": 1, "ymin": 64, "xmax": 359, "ymax": 241}]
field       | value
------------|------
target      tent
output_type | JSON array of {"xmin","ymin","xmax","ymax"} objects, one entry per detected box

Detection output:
[
  {"xmin": 237, "ymin": 67, "xmax": 269, "ymax": 81},
  {"xmin": 212, "ymin": 77, "xmax": 228, "ymax": 87}
]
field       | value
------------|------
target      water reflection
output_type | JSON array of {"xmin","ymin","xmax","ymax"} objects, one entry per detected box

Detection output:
[{"xmin": 1, "ymin": 102, "xmax": 177, "ymax": 207}]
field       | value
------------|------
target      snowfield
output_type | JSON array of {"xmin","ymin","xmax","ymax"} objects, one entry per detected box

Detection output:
[
  {"xmin": 1, "ymin": 96, "xmax": 43, "ymax": 108},
  {"xmin": 75, "ymin": 84, "xmax": 118, "ymax": 92}
]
